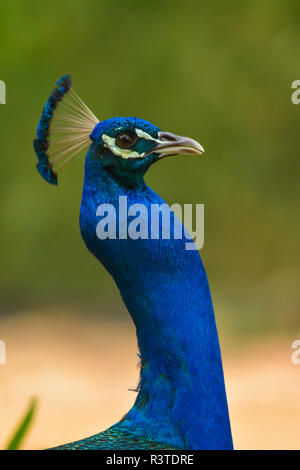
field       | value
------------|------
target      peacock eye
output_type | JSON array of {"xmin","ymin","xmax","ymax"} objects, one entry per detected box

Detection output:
[{"xmin": 115, "ymin": 131, "xmax": 138, "ymax": 149}]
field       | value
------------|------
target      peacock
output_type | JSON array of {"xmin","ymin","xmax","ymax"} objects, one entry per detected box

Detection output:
[{"xmin": 34, "ymin": 75, "xmax": 233, "ymax": 450}]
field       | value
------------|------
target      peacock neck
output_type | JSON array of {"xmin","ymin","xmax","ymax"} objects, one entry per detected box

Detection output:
[
  {"xmin": 116, "ymin": 268, "xmax": 233, "ymax": 450},
  {"xmin": 80, "ymin": 150, "xmax": 233, "ymax": 450}
]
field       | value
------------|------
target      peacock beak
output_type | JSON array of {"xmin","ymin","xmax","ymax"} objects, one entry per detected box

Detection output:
[{"xmin": 150, "ymin": 131, "xmax": 204, "ymax": 158}]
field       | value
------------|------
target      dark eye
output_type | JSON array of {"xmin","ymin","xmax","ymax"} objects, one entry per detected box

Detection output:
[{"xmin": 115, "ymin": 131, "xmax": 138, "ymax": 149}]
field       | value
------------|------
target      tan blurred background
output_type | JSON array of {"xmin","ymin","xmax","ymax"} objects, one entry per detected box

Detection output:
[
  {"xmin": 1, "ymin": 311, "xmax": 300, "ymax": 450},
  {"xmin": 1, "ymin": 0, "xmax": 300, "ymax": 450}
]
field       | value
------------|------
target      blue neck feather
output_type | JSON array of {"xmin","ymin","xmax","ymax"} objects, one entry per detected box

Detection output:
[{"xmin": 80, "ymin": 144, "xmax": 233, "ymax": 450}]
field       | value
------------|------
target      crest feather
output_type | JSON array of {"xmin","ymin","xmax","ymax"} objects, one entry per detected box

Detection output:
[{"xmin": 34, "ymin": 75, "xmax": 99, "ymax": 185}]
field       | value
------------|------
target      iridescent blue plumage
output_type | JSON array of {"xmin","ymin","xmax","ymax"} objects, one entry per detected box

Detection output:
[
  {"xmin": 53, "ymin": 428, "xmax": 177, "ymax": 450},
  {"xmin": 35, "ymin": 76, "xmax": 233, "ymax": 450}
]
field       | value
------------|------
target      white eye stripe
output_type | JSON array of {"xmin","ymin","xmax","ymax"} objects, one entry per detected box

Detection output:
[
  {"xmin": 102, "ymin": 134, "xmax": 145, "ymax": 159},
  {"xmin": 102, "ymin": 128, "xmax": 162, "ymax": 160},
  {"xmin": 135, "ymin": 128, "xmax": 160, "ymax": 142}
]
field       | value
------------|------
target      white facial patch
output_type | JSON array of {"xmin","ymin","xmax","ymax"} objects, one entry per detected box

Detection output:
[
  {"xmin": 102, "ymin": 128, "xmax": 161, "ymax": 160},
  {"xmin": 135, "ymin": 129, "xmax": 159, "ymax": 142}
]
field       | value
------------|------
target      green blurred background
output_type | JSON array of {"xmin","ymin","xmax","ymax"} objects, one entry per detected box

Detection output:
[{"xmin": 0, "ymin": 0, "xmax": 300, "ymax": 339}]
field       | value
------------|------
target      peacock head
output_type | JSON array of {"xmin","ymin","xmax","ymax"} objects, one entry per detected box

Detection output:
[
  {"xmin": 34, "ymin": 75, "xmax": 204, "ymax": 186},
  {"xmin": 88, "ymin": 116, "xmax": 204, "ymax": 185}
]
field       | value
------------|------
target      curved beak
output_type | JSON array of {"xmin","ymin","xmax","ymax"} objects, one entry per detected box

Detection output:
[{"xmin": 149, "ymin": 131, "xmax": 204, "ymax": 158}]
